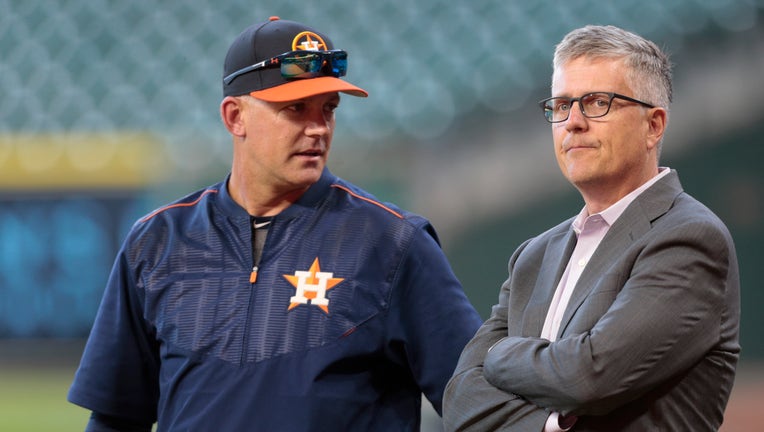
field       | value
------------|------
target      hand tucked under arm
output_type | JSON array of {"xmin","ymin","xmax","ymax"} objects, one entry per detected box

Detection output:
[
  {"xmin": 443, "ymin": 316, "xmax": 551, "ymax": 432},
  {"xmin": 483, "ymin": 223, "xmax": 731, "ymax": 415}
]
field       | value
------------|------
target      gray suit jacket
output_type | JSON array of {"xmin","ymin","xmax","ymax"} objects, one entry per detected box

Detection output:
[{"xmin": 443, "ymin": 170, "xmax": 740, "ymax": 431}]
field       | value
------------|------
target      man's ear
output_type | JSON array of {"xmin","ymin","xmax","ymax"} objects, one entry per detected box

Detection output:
[
  {"xmin": 646, "ymin": 106, "xmax": 668, "ymax": 150},
  {"xmin": 220, "ymin": 96, "xmax": 246, "ymax": 137}
]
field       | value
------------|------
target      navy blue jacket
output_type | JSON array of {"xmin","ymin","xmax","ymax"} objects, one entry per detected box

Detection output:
[{"xmin": 68, "ymin": 169, "xmax": 482, "ymax": 431}]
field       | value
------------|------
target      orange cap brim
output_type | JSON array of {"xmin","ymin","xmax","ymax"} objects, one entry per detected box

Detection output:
[{"xmin": 250, "ymin": 76, "xmax": 368, "ymax": 102}]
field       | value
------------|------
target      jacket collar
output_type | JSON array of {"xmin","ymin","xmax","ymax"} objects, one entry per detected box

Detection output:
[
  {"xmin": 216, "ymin": 168, "xmax": 337, "ymax": 221},
  {"xmin": 555, "ymin": 169, "xmax": 684, "ymax": 337}
]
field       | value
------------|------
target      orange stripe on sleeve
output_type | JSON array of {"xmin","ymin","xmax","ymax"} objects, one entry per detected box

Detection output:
[
  {"xmin": 139, "ymin": 189, "xmax": 219, "ymax": 223},
  {"xmin": 331, "ymin": 184, "xmax": 404, "ymax": 219}
]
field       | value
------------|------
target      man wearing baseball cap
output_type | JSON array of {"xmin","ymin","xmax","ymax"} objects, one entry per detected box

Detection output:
[{"xmin": 68, "ymin": 17, "xmax": 482, "ymax": 431}]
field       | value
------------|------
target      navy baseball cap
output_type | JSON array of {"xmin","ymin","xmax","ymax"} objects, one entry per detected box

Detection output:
[{"xmin": 222, "ymin": 17, "xmax": 368, "ymax": 101}]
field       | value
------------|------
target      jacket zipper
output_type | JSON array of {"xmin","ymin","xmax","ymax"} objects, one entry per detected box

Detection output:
[{"xmin": 241, "ymin": 216, "xmax": 271, "ymax": 365}]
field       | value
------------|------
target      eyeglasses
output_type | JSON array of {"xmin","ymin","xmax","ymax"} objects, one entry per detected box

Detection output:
[
  {"xmin": 223, "ymin": 50, "xmax": 348, "ymax": 86},
  {"xmin": 539, "ymin": 92, "xmax": 655, "ymax": 123}
]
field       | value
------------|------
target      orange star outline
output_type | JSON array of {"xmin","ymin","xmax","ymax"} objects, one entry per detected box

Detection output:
[
  {"xmin": 293, "ymin": 32, "xmax": 327, "ymax": 51},
  {"xmin": 283, "ymin": 257, "xmax": 344, "ymax": 314}
]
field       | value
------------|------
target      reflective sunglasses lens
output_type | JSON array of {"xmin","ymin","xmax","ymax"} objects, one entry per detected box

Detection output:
[
  {"xmin": 281, "ymin": 54, "xmax": 322, "ymax": 78},
  {"xmin": 328, "ymin": 52, "xmax": 347, "ymax": 77},
  {"xmin": 280, "ymin": 51, "xmax": 348, "ymax": 79}
]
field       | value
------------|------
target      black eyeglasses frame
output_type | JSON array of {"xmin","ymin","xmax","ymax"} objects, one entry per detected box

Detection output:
[{"xmin": 538, "ymin": 92, "xmax": 656, "ymax": 123}]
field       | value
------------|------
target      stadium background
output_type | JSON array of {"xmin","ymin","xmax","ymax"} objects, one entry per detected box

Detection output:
[{"xmin": 1, "ymin": 0, "xmax": 761, "ymax": 430}]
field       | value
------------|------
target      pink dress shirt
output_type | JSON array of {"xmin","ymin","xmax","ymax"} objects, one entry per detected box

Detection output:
[{"xmin": 542, "ymin": 168, "xmax": 670, "ymax": 431}]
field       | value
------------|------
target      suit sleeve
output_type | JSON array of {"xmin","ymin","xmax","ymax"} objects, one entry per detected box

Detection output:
[
  {"xmin": 482, "ymin": 219, "xmax": 735, "ymax": 416},
  {"xmin": 443, "ymin": 240, "xmax": 551, "ymax": 431}
]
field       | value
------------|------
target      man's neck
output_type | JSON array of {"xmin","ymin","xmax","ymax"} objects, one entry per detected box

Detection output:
[
  {"xmin": 580, "ymin": 167, "xmax": 664, "ymax": 215},
  {"xmin": 228, "ymin": 173, "xmax": 307, "ymax": 217}
]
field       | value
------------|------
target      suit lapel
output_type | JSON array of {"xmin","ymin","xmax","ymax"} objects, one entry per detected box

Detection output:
[
  {"xmin": 556, "ymin": 170, "xmax": 684, "ymax": 338},
  {"xmin": 522, "ymin": 228, "xmax": 577, "ymax": 336}
]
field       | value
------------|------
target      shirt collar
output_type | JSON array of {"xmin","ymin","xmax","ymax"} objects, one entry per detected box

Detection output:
[{"xmin": 572, "ymin": 167, "xmax": 671, "ymax": 233}]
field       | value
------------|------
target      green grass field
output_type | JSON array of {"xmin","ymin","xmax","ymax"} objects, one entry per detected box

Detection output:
[
  {"xmin": 0, "ymin": 367, "xmax": 89, "ymax": 432},
  {"xmin": 1, "ymin": 340, "xmax": 759, "ymax": 432}
]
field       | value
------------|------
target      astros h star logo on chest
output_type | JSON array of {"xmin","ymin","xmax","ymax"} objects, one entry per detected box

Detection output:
[{"xmin": 283, "ymin": 258, "xmax": 344, "ymax": 314}]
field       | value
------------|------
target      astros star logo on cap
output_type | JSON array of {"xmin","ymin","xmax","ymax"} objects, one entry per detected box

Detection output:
[{"xmin": 292, "ymin": 31, "xmax": 327, "ymax": 52}]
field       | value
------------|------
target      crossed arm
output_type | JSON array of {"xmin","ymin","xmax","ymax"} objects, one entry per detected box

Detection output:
[{"xmin": 444, "ymin": 220, "xmax": 732, "ymax": 430}]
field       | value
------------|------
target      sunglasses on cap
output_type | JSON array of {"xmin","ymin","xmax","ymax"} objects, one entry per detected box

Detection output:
[{"xmin": 223, "ymin": 49, "xmax": 348, "ymax": 86}]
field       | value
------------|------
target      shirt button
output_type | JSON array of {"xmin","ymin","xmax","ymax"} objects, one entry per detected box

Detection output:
[{"xmin": 578, "ymin": 258, "xmax": 587, "ymax": 267}]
